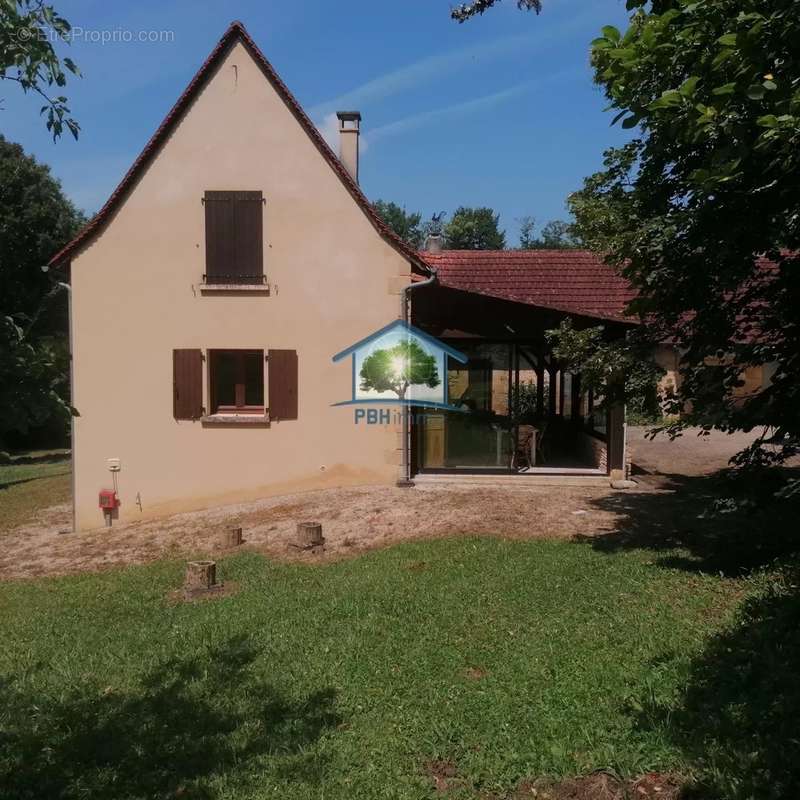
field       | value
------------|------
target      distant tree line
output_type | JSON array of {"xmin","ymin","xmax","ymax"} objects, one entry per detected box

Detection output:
[
  {"xmin": 1, "ymin": 2, "xmax": 86, "ymax": 453},
  {"xmin": 373, "ymin": 201, "xmax": 580, "ymax": 251},
  {"xmin": 0, "ymin": 136, "xmax": 84, "ymax": 453},
  {"xmin": 516, "ymin": 216, "xmax": 580, "ymax": 250}
]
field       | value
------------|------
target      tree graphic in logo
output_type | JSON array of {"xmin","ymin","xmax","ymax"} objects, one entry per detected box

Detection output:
[{"xmin": 359, "ymin": 339, "xmax": 440, "ymax": 401}]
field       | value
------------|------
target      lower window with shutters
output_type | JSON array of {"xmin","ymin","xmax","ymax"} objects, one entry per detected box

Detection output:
[
  {"xmin": 208, "ymin": 350, "xmax": 265, "ymax": 416},
  {"xmin": 173, "ymin": 349, "xmax": 204, "ymax": 420}
]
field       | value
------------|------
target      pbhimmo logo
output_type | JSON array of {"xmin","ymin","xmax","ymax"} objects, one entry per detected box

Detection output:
[{"xmin": 332, "ymin": 320, "xmax": 467, "ymax": 410}]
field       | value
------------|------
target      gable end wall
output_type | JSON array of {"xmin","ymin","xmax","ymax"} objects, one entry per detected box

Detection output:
[{"xmin": 69, "ymin": 41, "xmax": 410, "ymax": 529}]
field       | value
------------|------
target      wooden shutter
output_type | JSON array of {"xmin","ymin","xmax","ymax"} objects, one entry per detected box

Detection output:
[
  {"xmin": 204, "ymin": 192, "xmax": 235, "ymax": 282},
  {"xmin": 204, "ymin": 191, "xmax": 263, "ymax": 283},
  {"xmin": 268, "ymin": 349, "xmax": 298, "ymax": 420},
  {"xmin": 173, "ymin": 349, "xmax": 203, "ymax": 420},
  {"xmin": 234, "ymin": 192, "xmax": 263, "ymax": 282}
]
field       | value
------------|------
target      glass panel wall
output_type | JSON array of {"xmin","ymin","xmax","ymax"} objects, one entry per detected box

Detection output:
[
  {"xmin": 417, "ymin": 341, "xmax": 607, "ymax": 473},
  {"xmin": 421, "ymin": 343, "xmax": 513, "ymax": 470}
]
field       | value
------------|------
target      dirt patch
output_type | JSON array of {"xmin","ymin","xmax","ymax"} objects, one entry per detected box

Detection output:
[
  {"xmin": 510, "ymin": 772, "xmax": 683, "ymax": 800},
  {"xmin": 166, "ymin": 581, "xmax": 240, "ymax": 605},
  {"xmin": 463, "ymin": 666, "xmax": 488, "ymax": 681},
  {"xmin": 4, "ymin": 427, "xmax": 792, "ymax": 582},
  {"xmin": 0, "ymin": 483, "xmax": 634, "ymax": 581},
  {"xmin": 423, "ymin": 765, "xmax": 684, "ymax": 799},
  {"xmin": 424, "ymin": 759, "xmax": 461, "ymax": 794}
]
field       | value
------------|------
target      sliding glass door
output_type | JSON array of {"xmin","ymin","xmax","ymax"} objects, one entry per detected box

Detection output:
[{"xmin": 420, "ymin": 343, "xmax": 513, "ymax": 471}]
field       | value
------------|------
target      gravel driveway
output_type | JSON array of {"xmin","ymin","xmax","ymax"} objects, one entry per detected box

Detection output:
[{"xmin": 627, "ymin": 425, "xmax": 787, "ymax": 476}]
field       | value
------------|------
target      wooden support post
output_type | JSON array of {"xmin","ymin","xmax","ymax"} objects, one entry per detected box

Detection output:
[
  {"xmin": 409, "ymin": 406, "xmax": 418, "ymax": 480},
  {"xmin": 607, "ymin": 401, "xmax": 626, "ymax": 480},
  {"xmin": 571, "ymin": 374, "xmax": 582, "ymax": 424},
  {"xmin": 536, "ymin": 354, "xmax": 545, "ymax": 417},
  {"xmin": 547, "ymin": 365, "xmax": 558, "ymax": 418},
  {"xmin": 512, "ymin": 344, "xmax": 520, "ymax": 467}
]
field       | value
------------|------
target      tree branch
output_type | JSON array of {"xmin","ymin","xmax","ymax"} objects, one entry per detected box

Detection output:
[{"xmin": 451, "ymin": 0, "xmax": 542, "ymax": 23}]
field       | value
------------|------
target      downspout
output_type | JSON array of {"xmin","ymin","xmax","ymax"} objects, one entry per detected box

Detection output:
[
  {"xmin": 398, "ymin": 264, "xmax": 438, "ymax": 486},
  {"xmin": 66, "ymin": 276, "xmax": 76, "ymax": 532}
]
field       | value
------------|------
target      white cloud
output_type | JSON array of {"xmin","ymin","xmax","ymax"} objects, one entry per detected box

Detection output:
[
  {"xmin": 318, "ymin": 113, "xmax": 340, "ymax": 151},
  {"xmin": 363, "ymin": 69, "xmax": 580, "ymax": 148},
  {"xmin": 308, "ymin": 2, "xmax": 589, "ymax": 118}
]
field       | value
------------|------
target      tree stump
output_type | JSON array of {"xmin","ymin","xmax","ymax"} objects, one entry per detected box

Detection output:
[
  {"xmin": 185, "ymin": 560, "xmax": 217, "ymax": 593},
  {"xmin": 222, "ymin": 526, "xmax": 243, "ymax": 548},
  {"xmin": 295, "ymin": 522, "xmax": 324, "ymax": 552}
]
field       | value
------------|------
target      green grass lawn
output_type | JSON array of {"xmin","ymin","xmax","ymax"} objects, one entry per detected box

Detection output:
[
  {"xmin": 4, "ymin": 536, "xmax": 793, "ymax": 800},
  {"xmin": 0, "ymin": 451, "xmax": 71, "ymax": 533}
]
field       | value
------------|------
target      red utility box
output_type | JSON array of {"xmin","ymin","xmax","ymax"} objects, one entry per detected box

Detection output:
[{"xmin": 99, "ymin": 489, "xmax": 119, "ymax": 510}]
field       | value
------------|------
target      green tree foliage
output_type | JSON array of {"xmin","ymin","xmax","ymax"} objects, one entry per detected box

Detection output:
[
  {"xmin": 569, "ymin": 1, "xmax": 800, "ymax": 479},
  {"xmin": 0, "ymin": 136, "xmax": 82, "ymax": 332},
  {"xmin": 518, "ymin": 216, "xmax": 580, "ymax": 249},
  {"xmin": 359, "ymin": 340, "xmax": 440, "ymax": 400},
  {"xmin": 518, "ymin": 216, "xmax": 538, "ymax": 250},
  {"xmin": 445, "ymin": 206, "xmax": 506, "ymax": 250},
  {"xmin": 0, "ymin": 136, "xmax": 84, "ymax": 446},
  {"xmin": 510, "ymin": 379, "xmax": 543, "ymax": 424},
  {"xmin": 547, "ymin": 319, "xmax": 663, "ymax": 417},
  {"xmin": 538, "ymin": 220, "xmax": 580, "ymax": 249},
  {"xmin": 451, "ymin": 0, "xmax": 541, "ymax": 23},
  {"xmin": 1, "ymin": 316, "xmax": 71, "ymax": 443},
  {"xmin": 568, "ymin": 144, "xmax": 639, "ymax": 254},
  {"xmin": 373, "ymin": 200, "xmax": 424, "ymax": 249},
  {"xmin": 1, "ymin": 1, "xmax": 80, "ymax": 139}
]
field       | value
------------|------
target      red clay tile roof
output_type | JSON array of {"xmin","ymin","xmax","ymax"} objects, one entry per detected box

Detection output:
[
  {"xmin": 49, "ymin": 21, "xmax": 428, "ymax": 272},
  {"xmin": 420, "ymin": 250, "xmax": 638, "ymax": 323}
]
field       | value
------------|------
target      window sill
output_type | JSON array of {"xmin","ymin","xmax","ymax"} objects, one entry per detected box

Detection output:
[
  {"xmin": 200, "ymin": 283, "xmax": 270, "ymax": 295},
  {"xmin": 201, "ymin": 413, "xmax": 270, "ymax": 427}
]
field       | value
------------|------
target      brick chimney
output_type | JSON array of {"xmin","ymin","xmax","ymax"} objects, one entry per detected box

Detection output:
[{"xmin": 336, "ymin": 111, "xmax": 361, "ymax": 184}]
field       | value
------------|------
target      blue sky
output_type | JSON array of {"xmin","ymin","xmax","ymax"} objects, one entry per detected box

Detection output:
[{"xmin": 2, "ymin": 0, "xmax": 633, "ymax": 245}]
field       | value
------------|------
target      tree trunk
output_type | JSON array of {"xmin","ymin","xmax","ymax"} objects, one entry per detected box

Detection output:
[
  {"xmin": 185, "ymin": 560, "xmax": 216, "ymax": 592},
  {"xmin": 295, "ymin": 522, "xmax": 324, "ymax": 552},
  {"xmin": 222, "ymin": 526, "xmax": 243, "ymax": 548}
]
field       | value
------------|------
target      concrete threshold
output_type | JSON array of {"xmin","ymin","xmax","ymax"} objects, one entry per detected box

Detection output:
[{"xmin": 413, "ymin": 472, "xmax": 610, "ymax": 488}]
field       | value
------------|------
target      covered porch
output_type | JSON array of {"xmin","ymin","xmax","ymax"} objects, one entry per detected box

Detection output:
[{"xmin": 409, "ymin": 265, "xmax": 631, "ymax": 480}]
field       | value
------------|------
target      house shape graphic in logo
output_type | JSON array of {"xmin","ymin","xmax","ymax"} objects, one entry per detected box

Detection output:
[{"xmin": 332, "ymin": 320, "xmax": 468, "ymax": 409}]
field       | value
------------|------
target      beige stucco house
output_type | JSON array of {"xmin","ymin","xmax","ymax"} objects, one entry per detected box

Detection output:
[
  {"xmin": 52, "ymin": 22, "xmax": 632, "ymax": 531},
  {"xmin": 51, "ymin": 22, "xmax": 429, "ymax": 530}
]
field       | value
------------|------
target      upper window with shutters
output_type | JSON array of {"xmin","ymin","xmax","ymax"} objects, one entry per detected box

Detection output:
[{"xmin": 202, "ymin": 190, "xmax": 268, "ymax": 292}]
